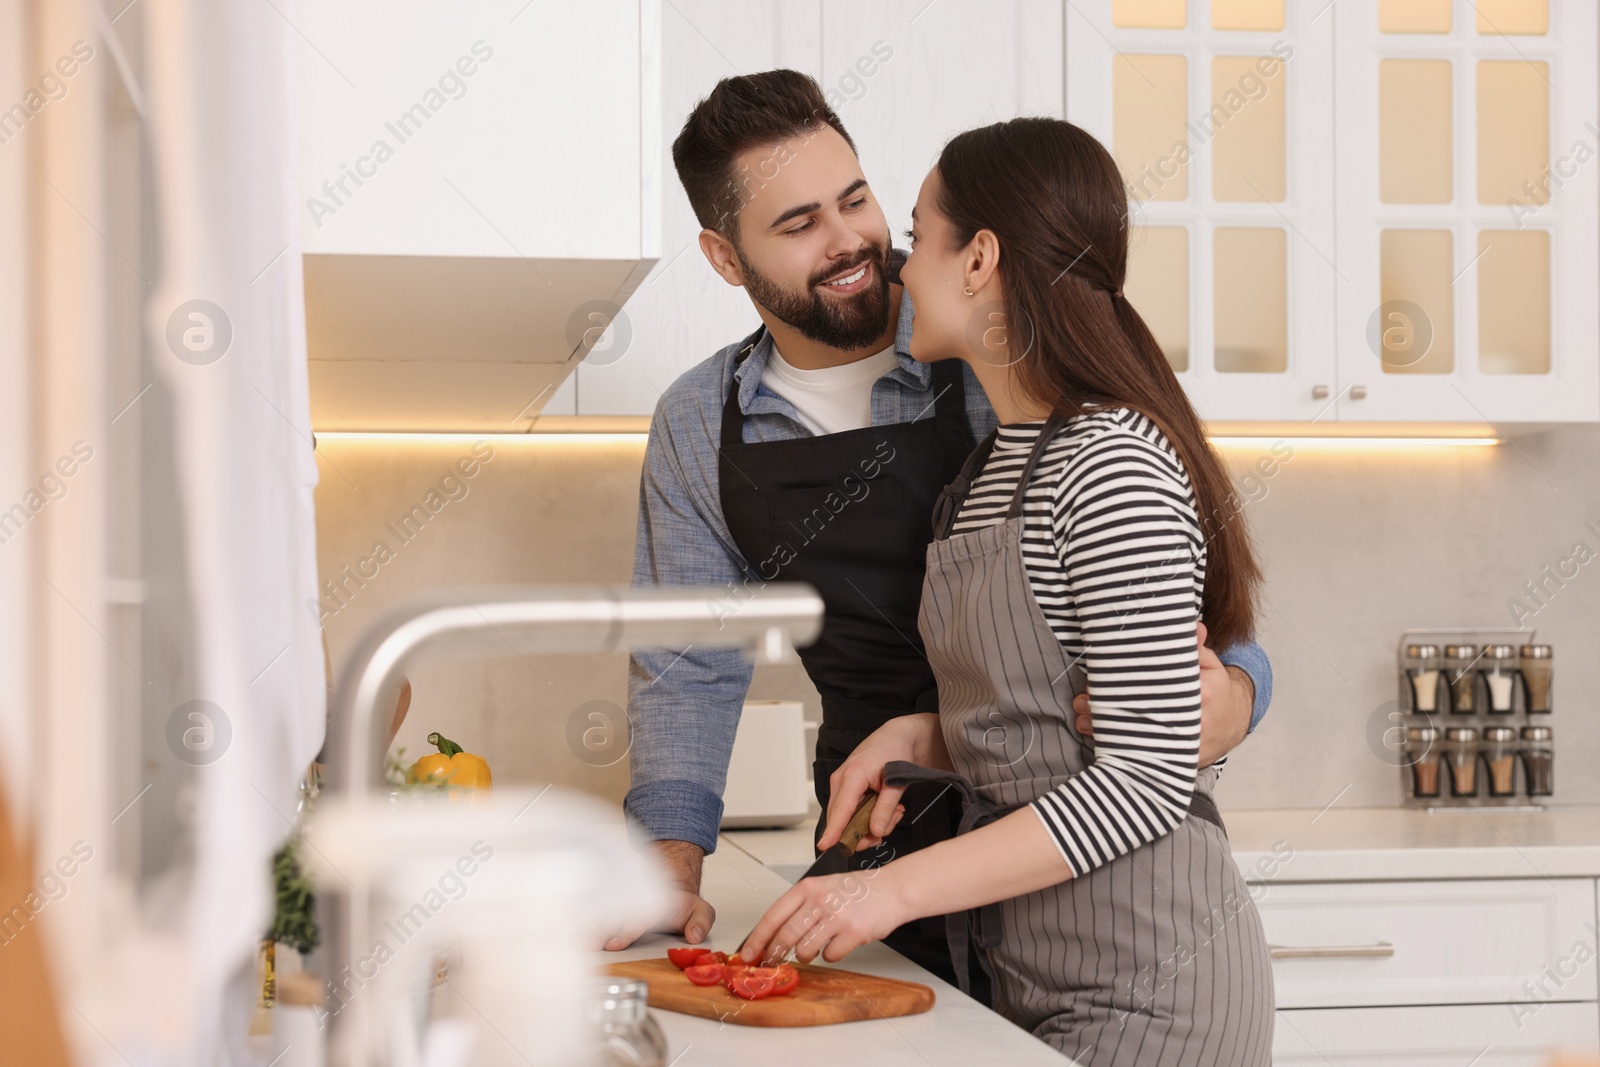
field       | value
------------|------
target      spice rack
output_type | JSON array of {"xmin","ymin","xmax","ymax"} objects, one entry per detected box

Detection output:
[{"xmin": 1395, "ymin": 628, "xmax": 1554, "ymax": 813}]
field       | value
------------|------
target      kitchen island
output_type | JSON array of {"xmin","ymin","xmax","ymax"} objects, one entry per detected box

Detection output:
[{"xmin": 596, "ymin": 831, "xmax": 1073, "ymax": 1065}]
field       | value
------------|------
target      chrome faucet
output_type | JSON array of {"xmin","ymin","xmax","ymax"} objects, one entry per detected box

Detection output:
[{"xmin": 317, "ymin": 583, "xmax": 823, "ymax": 1065}]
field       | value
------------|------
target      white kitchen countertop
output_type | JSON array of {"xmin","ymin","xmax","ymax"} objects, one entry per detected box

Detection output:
[
  {"xmin": 593, "ymin": 832, "xmax": 1073, "ymax": 1066},
  {"xmin": 726, "ymin": 805, "xmax": 1600, "ymax": 886}
]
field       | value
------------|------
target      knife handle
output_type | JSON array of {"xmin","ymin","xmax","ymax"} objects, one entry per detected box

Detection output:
[{"xmin": 836, "ymin": 789, "xmax": 880, "ymax": 856}]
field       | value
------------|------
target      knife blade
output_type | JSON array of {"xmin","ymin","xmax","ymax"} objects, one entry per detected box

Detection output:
[{"xmin": 738, "ymin": 788, "xmax": 880, "ymax": 964}]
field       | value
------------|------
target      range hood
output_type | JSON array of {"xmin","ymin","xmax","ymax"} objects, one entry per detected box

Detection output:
[
  {"xmin": 297, "ymin": 0, "xmax": 661, "ymax": 433},
  {"xmin": 304, "ymin": 253, "xmax": 653, "ymax": 432}
]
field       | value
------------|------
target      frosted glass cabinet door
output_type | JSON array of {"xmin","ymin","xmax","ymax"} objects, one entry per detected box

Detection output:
[
  {"xmin": 1333, "ymin": 2, "xmax": 1598, "ymax": 423},
  {"xmin": 1067, "ymin": 1, "xmax": 1339, "ymax": 423}
]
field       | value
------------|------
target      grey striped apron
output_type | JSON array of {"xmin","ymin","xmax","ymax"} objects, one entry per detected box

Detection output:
[{"xmin": 905, "ymin": 416, "xmax": 1274, "ymax": 1066}]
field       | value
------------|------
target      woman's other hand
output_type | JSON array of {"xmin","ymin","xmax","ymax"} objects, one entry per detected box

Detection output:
[
  {"xmin": 739, "ymin": 868, "xmax": 909, "ymax": 967},
  {"xmin": 818, "ymin": 713, "xmax": 946, "ymax": 851}
]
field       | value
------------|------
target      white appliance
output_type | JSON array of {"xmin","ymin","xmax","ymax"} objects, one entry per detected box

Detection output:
[{"xmin": 720, "ymin": 700, "xmax": 814, "ymax": 829}]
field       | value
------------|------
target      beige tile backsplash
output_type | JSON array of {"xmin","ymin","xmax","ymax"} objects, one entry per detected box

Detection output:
[{"xmin": 315, "ymin": 424, "xmax": 1600, "ymax": 813}]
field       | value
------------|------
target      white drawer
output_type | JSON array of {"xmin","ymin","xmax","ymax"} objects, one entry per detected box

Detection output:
[
  {"xmin": 1256, "ymin": 878, "xmax": 1597, "ymax": 1009},
  {"xmin": 1273, "ymin": 1002, "xmax": 1600, "ymax": 1065}
]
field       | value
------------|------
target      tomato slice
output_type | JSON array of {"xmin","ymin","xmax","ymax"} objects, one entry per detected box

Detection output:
[
  {"xmin": 667, "ymin": 947, "xmax": 710, "ymax": 970},
  {"xmin": 771, "ymin": 964, "xmax": 800, "ymax": 996},
  {"xmin": 728, "ymin": 971, "xmax": 777, "ymax": 1000},
  {"xmin": 698, "ymin": 951, "xmax": 729, "ymax": 966},
  {"xmin": 684, "ymin": 962, "xmax": 727, "ymax": 986}
]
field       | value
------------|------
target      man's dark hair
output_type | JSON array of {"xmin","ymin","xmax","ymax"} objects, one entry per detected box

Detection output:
[{"xmin": 671, "ymin": 69, "xmax": 856, "ymax": 240}]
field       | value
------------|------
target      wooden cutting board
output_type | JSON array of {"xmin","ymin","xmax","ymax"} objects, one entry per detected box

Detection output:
[{"xmin": 602, "ymin": 957, "xmax": 935, "ymax": 1028}]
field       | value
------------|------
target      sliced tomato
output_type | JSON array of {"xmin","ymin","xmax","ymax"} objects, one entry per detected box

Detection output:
[
  {"xmin": 771, "ymin": 964, "xmax": 800, "ymax": 996},
  {"xmin": 726, "ymin": 953, "xmax": 746, "ymax": 968},
  {"xmin": 728, "ymin": 970, "xmax": 777, "ymax": 1000},
  {"xmin": 684, "ymin": 962, "xmax": 727, "ymax": 986},
  {"xmin": 698, "ymin": 951, "xmax": 729, "ymax": 966},
  {"xmin": 667, "ymin": 947, "xmax": 710, "ymax": 970}
]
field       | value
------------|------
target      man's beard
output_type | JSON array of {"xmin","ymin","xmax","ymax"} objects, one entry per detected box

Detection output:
[{"xmin": 737, "ymin": 239, "xmax": 893, "ymax": 351}]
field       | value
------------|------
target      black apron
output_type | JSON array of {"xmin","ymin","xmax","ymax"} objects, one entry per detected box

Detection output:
[{"xmin": 716, "ymin": 326, "xmax": 985, "ymax": 998}]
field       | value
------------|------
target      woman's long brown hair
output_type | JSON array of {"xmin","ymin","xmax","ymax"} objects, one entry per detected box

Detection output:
[{"xmin": 936, "ymin": 117, "xmax": 1261, "ymax": 649}]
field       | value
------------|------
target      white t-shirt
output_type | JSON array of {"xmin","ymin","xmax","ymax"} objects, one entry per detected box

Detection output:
[{"xmin": 759, "ymin": 343, "xmax": 898, "ymax": 435}]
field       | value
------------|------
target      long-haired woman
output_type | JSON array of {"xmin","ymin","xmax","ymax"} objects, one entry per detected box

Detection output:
[{"xmin": 743, "ymin": 117, "xmax": 1274, "ymax": 1065}]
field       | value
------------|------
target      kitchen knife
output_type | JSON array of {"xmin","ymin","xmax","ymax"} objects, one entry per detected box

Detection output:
[{"xmin": 738, "ymin": 789, "xmax": 879, "ymax": 963}]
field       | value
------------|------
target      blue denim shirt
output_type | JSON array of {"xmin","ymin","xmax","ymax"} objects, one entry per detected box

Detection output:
[{"xmin": 625, "ymin": 283, "xmax": 1274, "ymax": 854}]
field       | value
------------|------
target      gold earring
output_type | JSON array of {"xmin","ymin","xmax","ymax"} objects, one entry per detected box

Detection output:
[{"xmin": 963, "ymin": 286, "xmax": 975, "ymax": 296}]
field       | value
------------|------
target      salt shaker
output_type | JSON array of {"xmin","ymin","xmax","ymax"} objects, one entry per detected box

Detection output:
[
  {"xmin": 1479, "ymin": 645, "xmax": 1519, "ymax": 714},
  {"xmin": 596, "ymin": 979, "xmax": 668, "ymax": 1067},
  {"xmin": 1402, "ymin": 644, "xmax": 1443, "ymax": 714}
]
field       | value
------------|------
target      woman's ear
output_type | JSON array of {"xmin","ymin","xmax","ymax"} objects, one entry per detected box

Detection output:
[
  {"xmin": 699, "ymin": 229, "xmax": 746, "ymax": 287},
  {"xmin": 965, "ymin": 229, "xmax": 1002, "ymax": 295}
]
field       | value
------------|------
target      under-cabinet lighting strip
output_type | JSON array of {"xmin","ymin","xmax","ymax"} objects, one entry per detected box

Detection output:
[
  {"xmin": 1209, "ymin": 436, "xmax": 1502, "ymax": 449},
  {"xmin": 316, "ymin": 431, "xmax": 1502, "ymax": 449},
  {"xmin": 314, "ymin": 432, "xmax": 650, "ymax": 444}
]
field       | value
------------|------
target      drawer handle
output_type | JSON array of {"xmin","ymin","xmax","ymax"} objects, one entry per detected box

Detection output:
[{"xmin": 1268, "ymin": 941, "xmax": 1395, "ymax": 960}]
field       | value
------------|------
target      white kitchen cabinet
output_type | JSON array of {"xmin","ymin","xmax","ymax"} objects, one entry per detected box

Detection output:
[
  {"xmin": 1257, "ymin": 877, "xmax": 1598, "ymax": 1009},
  {"xmin": 1067, "ymin": 0, "xmax": 1599, "ymax": 426},
  {"xmin": 1066, "ymin": 0, "xmax": 1338, "ymax": 423},
  {"xmin": 1273, "ymin": 1002, "xmax": 1600, "ymax": 1065},
  {"xmin": 1332, "ymin": 0, "xmax": 1599, "ymax": 423},
  {"xmin": 299, "ymin": 0, "xmax": 662, "ymax": 431},
  {"xmin": 1257, "ymin": 875, "xmax": 1600, "ymax": 1058},
  {"xmin": 569, "ymin": 0, "xmax": 1065, "ymax": 418}
]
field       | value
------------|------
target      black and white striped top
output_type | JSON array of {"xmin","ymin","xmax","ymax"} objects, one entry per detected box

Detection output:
[{"xmin": 950, "ymin": 407, "xmax": 1207, "ymax": 877}]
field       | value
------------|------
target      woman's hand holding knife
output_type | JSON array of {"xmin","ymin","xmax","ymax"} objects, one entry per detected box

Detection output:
[{"xmin": 739, "ymin": 712, "xmax": 954, "ymax": 966}]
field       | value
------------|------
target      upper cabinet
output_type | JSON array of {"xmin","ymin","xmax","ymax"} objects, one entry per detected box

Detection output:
[
  {"xmin": 1333, "ymin": 0, "xmax": 1597, "ymax": 423},
  {"xmin": 565, "ymin": 0, "xmax": 1064, "ymax": 419},
  {"xmin": 299, "ymin": 0, "xmax": 661, "ymax": 431},
  {"xmin": 1068, "ymin": 0, "xmax": 1598, "ymax": 425},
  {"xmin": 1068, "ymin": 0, "xmax": 1338, "ymax": 424}
]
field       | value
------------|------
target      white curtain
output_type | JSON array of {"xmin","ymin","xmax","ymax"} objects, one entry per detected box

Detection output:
[{"xmin": 138, "ymin": 0, "xmax": 326, "ymax": 1060}]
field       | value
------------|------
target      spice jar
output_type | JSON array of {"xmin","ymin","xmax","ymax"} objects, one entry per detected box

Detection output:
[
  {"xmin": 1478, "ymin": 645, "xmax": 1519, "ymax": 714},
  {"xmin": 1402, "ymin": 644, "xmax": 1444, "ymax": 714},
  {"xmin": 1521, "ymin": 726, "xmax": 1554, "ymax": 797},
  {"xmin": 595, "ymin": 979, "xmax": 668, "ymax": 1067},
  {"xmin": 1482, "ymin": 726, "xmax": 1518, "ymax": 798},
  {"xmin": 1405, "ymin": 725, "xmax": 1441, "ymax": 798},
  {"xmin": 1445, "ymin": 727, "xmax": 1479, "ymax": 797},
  {"xmin": 1443, "ymin": 644, "xmax": 1480, "ymax": 714},
  {"xmin": 1519, "ymin": 645, "xmax": 1553, "ymax": 714}
]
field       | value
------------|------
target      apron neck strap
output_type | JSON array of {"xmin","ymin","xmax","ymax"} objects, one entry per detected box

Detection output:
[
  {"xmin": 929, "ymin": 357, "xmax": 966, "ymax": 420},
  {"xmin": 1005, "ymin": 411, "xmax": 1070, "ymax": 520}
]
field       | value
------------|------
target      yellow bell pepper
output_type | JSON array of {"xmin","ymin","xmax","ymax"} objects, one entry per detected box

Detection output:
[{"xmin": 407, "ymin": 732, "xmax": 492, "ymax": 791}]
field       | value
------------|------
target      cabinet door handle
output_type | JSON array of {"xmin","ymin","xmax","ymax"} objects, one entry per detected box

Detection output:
[
  {"xmin": 1268, "ymin": 941, "xmax": 1394, "ymax": 960},
  {"xmin": 1311, "ymin": 384, "xmax": 1330, "ymax": 400},
  {"xmin": 1349, "ymin": 384, "xmax": 1369, "ymax": 400}
]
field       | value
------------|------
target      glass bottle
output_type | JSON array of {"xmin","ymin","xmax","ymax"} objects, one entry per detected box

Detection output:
[
  {"xmin": 1445, "ymin": 726, "xmax": 1479, "ymax": 797},
  {"xmin": 1482, "ymin": 726, "xmax": 1518, "ymax": 798},
  {"xmin": 1443, "ymin": 644, "xmax": 1479, "ymax": 714},
  {"xmin": 1404, "ymin": 725, "xmax": 1441, "ymax": 798},
  {"xmin": 595, "ymin": 979, "xmax": 668, "ymax": 1067},
  {"xmin": 1402, "ymin": 644, "xmax": 1443, "ymax": 714},
  {"xmin": 1521, "ymin": 726, "xmax": 1554, "ymax": 797},
  {"xmin": 1519, "ymin": 644, "xmax": 1553, "ymax": 714},
  {"xmin": 1478, "ymin": 645, "xmax": 1519, "ymax": 714}
]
